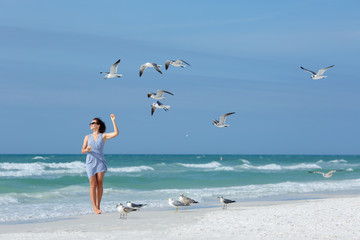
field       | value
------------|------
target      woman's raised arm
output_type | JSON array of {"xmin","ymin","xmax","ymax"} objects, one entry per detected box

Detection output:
[{"xmin": 103, "ymin": 114, "xmax": 119, "ymax": 141}]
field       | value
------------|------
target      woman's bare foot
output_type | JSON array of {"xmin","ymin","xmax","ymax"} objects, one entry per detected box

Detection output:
[{"xmin": 93, "ymin": 206, "xmax": 102, "ymax": 214}]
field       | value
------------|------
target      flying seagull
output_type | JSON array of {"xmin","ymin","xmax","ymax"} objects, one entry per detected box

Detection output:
[
  {"xmin": 139, "ymin": 62, "xmax": 162, "ymax": 77},
  {"xmin": 116, "ymin": 203, "xmax": 137, "ymax": 219},
  {"xmin": 147, "ymin": 90, "xmax": 174, "ymax": 100},
  {"xmin": 100, "ymin": 59, "xmax": 122, "ymax": 78},
  {"xmin": 218, "ymin": 196, "xmax": 236, "ymax": 209},
  {"xmin": 300, "ymin": 65, "xmax": 335, "ymax": 80},
  {"xmin": 165, "ymin": 59, "xmax": 191, "ymax": 70},
  {"xmin": 126, "ymin": 201, "xmax": 147, "ymax": 210},
  {"xmin": 213, "ymin": 112, "xmax": 235, "ymax": 128},
  {"xmin": 151, "ymin": 101, "xmax": 170, "ymax": 116},
  {"xmin": 179, "ymin": 194, "xmax": 199, "ymax": 206},
  {"xmin": 308, "ymin": 170, "xmax": 344, "ymax": 178},
  {"xmin": 168, "ymin": 198, "xmax": 187, "ymax": 212}
]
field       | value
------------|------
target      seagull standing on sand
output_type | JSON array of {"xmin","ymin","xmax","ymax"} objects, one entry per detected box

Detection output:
[
  {"xmin": 100, "ymin": 59, "xmax": 123, "ymax": 78},
  {"xmin": 165, "ymin": 59, "xmax": 191, "ymax": 70},
  {"xmin": 126, "ymin": 201, "xmax": 147, "ymax": 210},
  {"xmin": 308, "ymin": 170, "xmax": 344, "ymax": 178},
  {"xmin": 139, "ymin": 62, "xmax": 162, "ymax": 77},
  {"xmin": 116, "ymin": 203, "xmax": 137, "ymax": 219},
  {"xmin": 147, "ymin": 90, "xmax": 174, "ymax": 100},
  {"xmin": 179, "ymin": 194, "xmax": 199, "ymax": 206},
  {"xmin": 168, "ymin": 198, "xmax": 187, "ymax": 212},
  {"xmin": 213, "ymin": 112, "xmax": 235, "ymax": 128},
  {"xmin": 218, "ymin": 196, "xmax": 236, "ymax": 209},
  {"xmin": 151, "ymin": 101, "xmax": 170, "ymax": 116},
  {"xmin": 300, "ymin": 65, "xmax": 335, "ymax": 80}
]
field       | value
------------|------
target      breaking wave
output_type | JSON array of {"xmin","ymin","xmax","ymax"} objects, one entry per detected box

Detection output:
[
  {"xmin": 108, "ymin": 166, "xmax": 154, "ymax": 173},
  {"xmin": 0, "ymin": 161, "xmax": 86, "ymax": 177}
]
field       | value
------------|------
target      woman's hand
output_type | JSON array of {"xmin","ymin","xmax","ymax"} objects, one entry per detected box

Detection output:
[
  {"xmin": 86, "ymin": 145, "xmax": 92, "ymax": 152},
  {"xmin": 110, "ymin": 114, "xmax": 116, "ymax": 121}
]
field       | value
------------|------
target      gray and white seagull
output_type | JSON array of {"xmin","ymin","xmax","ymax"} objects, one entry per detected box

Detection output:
[
  {"xmin": 308, "ymin": 170, "xmax": 344, "ymax": 178},
  {"xmin": 165, "ymin": 59, "xmax": 191, "ymax": 70},
  {"xmin": 213, "ymin": 112, "xmax": 235, "ymax": 128},
  {"xmin": 218, "ymin": 196, "xmax": 236, "ymax": 209},
  {"xmin": 147, "ymin": 89, "xmax": 174, "ymax": 100},
  {"xmin": 100, "ymin": 59, "xmax": 122, "ymax": 79},
  {"xmin": 116, "ymin": 203, "xmax": 137, "ymax": 219},
  {"xmin": 168, "ymin": 198, "xmax": 187, "ymax": 212},
  {"xmin": 151, "ymin": 101, "xmax": 170, "ymax": 116},
  {"xmin": 300, "ymin": 65, "xmax": 335, "ymax": 80},
  {"xmin": 139, "ymin": 62, "xmax": 162, "ymax": 77},
  {"xmin": 179, "ymin": 194, "xmax": 199, "ymax": 206}
]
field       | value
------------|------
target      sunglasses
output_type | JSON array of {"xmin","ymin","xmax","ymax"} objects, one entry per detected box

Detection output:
[{"xmin": 89, "ymin": 122, "xmax": 98, "ymax": 125}]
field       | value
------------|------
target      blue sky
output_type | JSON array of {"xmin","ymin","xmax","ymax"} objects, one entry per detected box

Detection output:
[{"xmin": 1, "ymin": 0, "xmax": 360, "ymax": 154}]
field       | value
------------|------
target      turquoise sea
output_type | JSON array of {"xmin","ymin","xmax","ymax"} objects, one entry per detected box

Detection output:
[{"xmin": 1, "ymin": 154, "xmax": 359, "ymax": 223}]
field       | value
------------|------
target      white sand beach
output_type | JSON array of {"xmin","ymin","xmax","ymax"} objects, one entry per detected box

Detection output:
[{"xmin": 1, "ymin": 195, "xmax": 360, "ymax": 240}]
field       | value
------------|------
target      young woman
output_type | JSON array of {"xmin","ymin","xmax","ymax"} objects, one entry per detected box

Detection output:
[{"xmin": 81, "ymin": 114, "xmax": 119, "ymax": 214}]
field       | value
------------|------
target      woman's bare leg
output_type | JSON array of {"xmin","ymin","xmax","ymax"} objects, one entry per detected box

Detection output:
[
  {"xmin": 89, "ymin": 175, "xmax": 101, "ymax": 214},
  {"xmin": 95, "ymin": 172, "xmax": 105, "ymax": 210}
]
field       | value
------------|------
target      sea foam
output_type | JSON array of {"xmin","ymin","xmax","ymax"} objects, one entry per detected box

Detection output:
[
  {"xmin": 108, "ymin": 165, "xmax": 154, "ymax": 173},
  {"xmin": 177, "ymin": 161, "xmax": 234, "ymax": 171},
  {"xmin": 32, "ymin": 156, "xmax": 50, "ymax": 160},
  {"xmin": 0, "ymin": 161, "xmax": 86, "ymax": 177},
  {"xmin": 178, "ymin": 161, "xmax": 222, "ymax": 169},
  {"xmin": 0, "ymin": 196, "xmax": 19, "ymax": 205},
  {"xmin": 329, "ymin": 159, "xmax": 348, "ymax": 163},
  {"xmin": 237, "ymin": 163, "xmax": 321, "ymax": 171}
]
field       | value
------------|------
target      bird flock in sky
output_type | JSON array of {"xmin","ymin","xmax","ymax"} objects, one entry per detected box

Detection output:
[
  {"xmin": 100, "ymin": 58, "xmax": 239, "ymax": 127},
  {"xmin": 100, "ymin": 59, "xmax": 336, "ymax": 128}
]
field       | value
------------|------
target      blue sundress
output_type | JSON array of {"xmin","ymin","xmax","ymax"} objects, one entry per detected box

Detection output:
[{"xmin": 86, "ymin": 133, "xmax": 107, "ymax": 178}]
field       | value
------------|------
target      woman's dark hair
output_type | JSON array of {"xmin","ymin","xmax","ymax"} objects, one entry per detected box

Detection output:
[{"xmin": 93, "ymin": 118, "xmax": 106, "ymax": 133}]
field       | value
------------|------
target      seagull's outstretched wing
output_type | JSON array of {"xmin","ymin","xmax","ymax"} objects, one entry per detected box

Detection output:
[
  {"xmin": 300, "ymin": 66, "xmax": 316, "ymax": 75},
  {"xmin": 180, "ymin": 59, "xmax": 191, "ymax": 66},
  {"xmin": 110, "ymin": 59, "xmax": 121, "ymax": 74},
  {"xmin": 156, "ymin": 90, "xmax": 165, "ymax": 98},
  {"xmin": 220, "ymin": 112, "xmax": 235, "ymax": 125},
  {"xmin": 151, "ymin": 104, "xmax": 156, "ymax": 116},
  {"xmin": 162, "ymin": 90, "xmax": 174, "ymax": 96},
  {"xmin": 139, "ymin": 65, "xmax": 146, "ymax": 77},
  {"xmin": 317, "ymin": 65, "xmax": 335, "ymax": 76},
  {"xmin": 152, "ymin": 63, "xmax": 163, "ymax": 74},
  {"xmin": 165, "ymin": 60, "xmax": 172, "ymax": 70}
]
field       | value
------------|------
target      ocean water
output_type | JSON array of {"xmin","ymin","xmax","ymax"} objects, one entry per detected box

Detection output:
[{"xmin": 0, "ymin": 154, "xmax": 359, "ymax": 223}]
